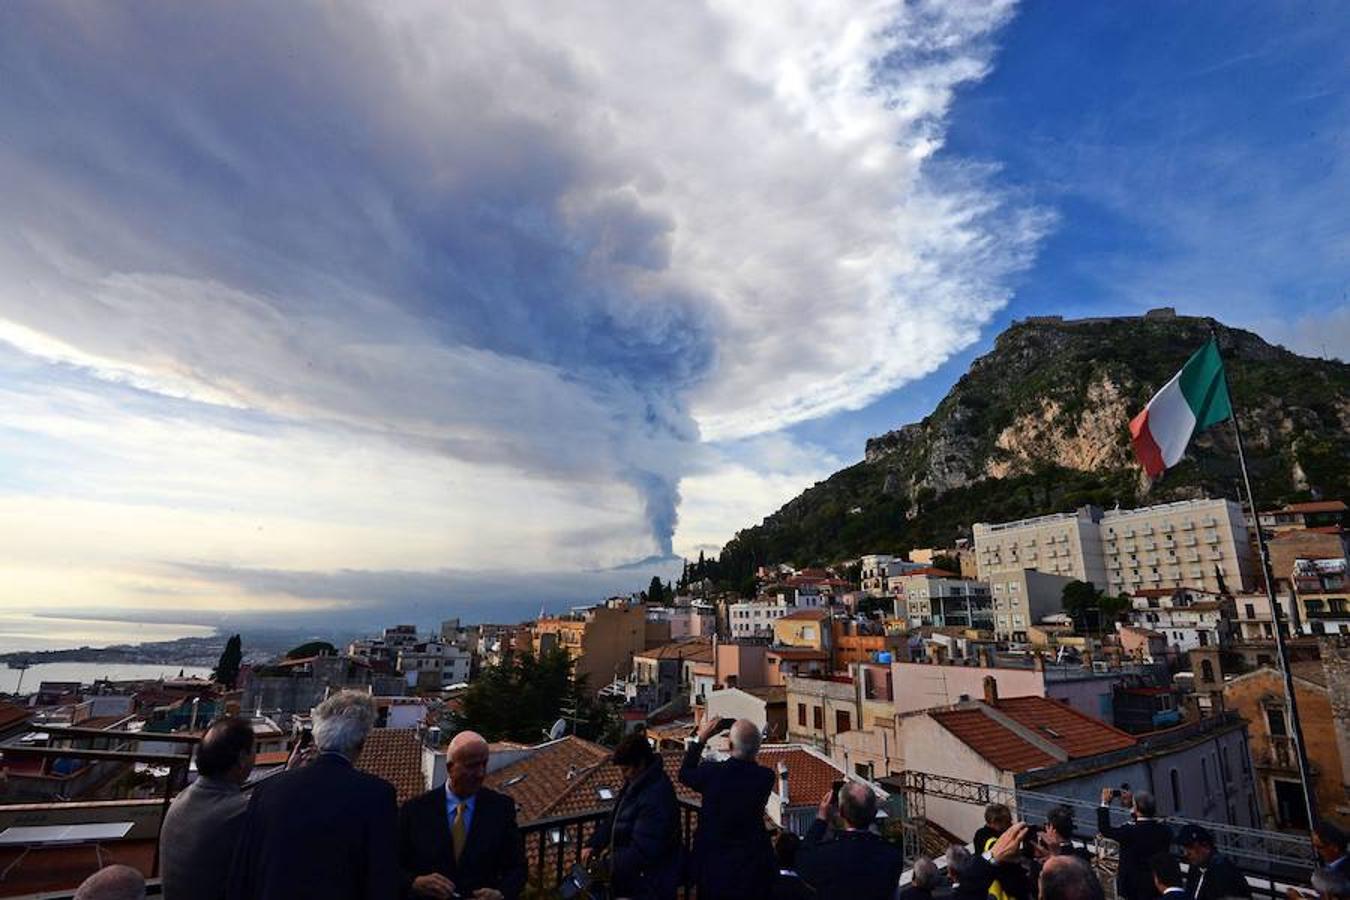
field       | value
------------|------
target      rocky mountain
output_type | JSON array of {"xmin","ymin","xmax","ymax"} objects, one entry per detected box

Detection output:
[{"xmin": 717, "ymin": 311, "xmax": 1349, "ymax": 570}]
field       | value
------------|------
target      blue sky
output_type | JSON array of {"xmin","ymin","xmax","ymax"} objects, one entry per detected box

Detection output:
[{"xmin": 0, "ymin": 1, "xmax": 1345, "ymax": 631}]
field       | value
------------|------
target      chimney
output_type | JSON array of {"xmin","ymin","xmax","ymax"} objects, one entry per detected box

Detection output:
[{"xmin": 982, "ymin": 675, "xmax": 999, "ymax": 706}]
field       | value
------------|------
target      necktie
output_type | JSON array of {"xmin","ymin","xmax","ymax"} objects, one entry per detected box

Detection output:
[{"xmin": 451, "ymin": 801, "xmax": 467, "ymax": 862}]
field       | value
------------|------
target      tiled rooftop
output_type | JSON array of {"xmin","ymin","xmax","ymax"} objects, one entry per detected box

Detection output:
[
  {"xmin": 757, "ymin": 745, "xmax": 846, "ymax": 806},
  {"xmin": 0, "ymin": 700, "xmax": 31, "ymax": 732},
  {"xmin": 931, "ymin": 695, "xmax": 1137, "ymax": 774},
  {"xmin": 779, "ymin": 609, "xmax": 829, "ymax": 621},
  {"xmin": 931, "ymin": 708, "xmax": 1057, "ymax": 772},
  {"xmin": 546, "ymin": 750, "xmax": 699, "ymax": 819},
  {"xmin": 356, "ymin": 728, "xmax": 426, "ymax": 804},
  {"xmin": 637, "ymin": 639, "xmax": 714, "ymax": 662},
  {"xmin": 485, "ymin": 736, "xmax": 611, "ymax": 823}
]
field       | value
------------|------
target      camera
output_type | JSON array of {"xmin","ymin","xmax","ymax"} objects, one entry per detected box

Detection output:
[{"xmin": 1021, "ymin": 824, "xmax": 1042, "ymax": 858}]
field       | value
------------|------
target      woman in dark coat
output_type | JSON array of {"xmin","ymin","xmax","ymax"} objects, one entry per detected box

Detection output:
[{"xmin": 584, "ymin": 733, "xmax": 681, "ymax": 900}]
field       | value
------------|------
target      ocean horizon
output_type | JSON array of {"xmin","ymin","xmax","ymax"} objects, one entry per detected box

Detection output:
[{"xmin": 0, "ymin": 612, "xmax": 217, "ymax": 656}]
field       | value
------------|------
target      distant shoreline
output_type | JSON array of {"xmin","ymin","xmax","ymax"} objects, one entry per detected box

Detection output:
[{"xmin": 0, "ymin": 634, "xmax": 229, "ymax": 669}]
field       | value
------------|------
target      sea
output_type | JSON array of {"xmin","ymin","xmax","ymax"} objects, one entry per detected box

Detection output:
[{"xmin": 0, "ymin": 612, "xmax": 216, "ymax": 693}]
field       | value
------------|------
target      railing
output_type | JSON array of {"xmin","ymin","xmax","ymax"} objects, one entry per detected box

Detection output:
[{"xmin": 516, "ymin": 799, "xmax": 701, "ymax": 896}]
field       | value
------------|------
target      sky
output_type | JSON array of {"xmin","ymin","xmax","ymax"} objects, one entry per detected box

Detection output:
[{"xmin": 0, "ymin": 1, "xmax": 1346, "ymax": 632}]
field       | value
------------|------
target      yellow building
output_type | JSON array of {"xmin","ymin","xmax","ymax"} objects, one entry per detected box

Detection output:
[
  {"xmin": 533, "ymin": 600, "xmax": 649, "ymax": 694},
  {"xmin": 773, "ymin": 608, "xmax": 831, "ymax": 650}
]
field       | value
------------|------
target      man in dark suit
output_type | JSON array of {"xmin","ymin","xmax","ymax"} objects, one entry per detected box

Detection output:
[
  {"xmin": 1151, "ymin": 851, "xmax": 1190, "ymax": 900},
  {"xmin": 398, "ymin": 730, "xmax": 526, "ymax": 900},
  {"xmin": 1314, "ymin": 822, "xmax": 1349, "ymax": 877},
  {"xmin": 1040, "ymin": 853, "xmax": 1105, "ymax": 900},
  {"xmin": 1098, "ymin": 788, "xmax": 1173, "ymax": 900},
  {"xmin": 796, "ymin": 782, "xmax": 906, "ymax": 900},
  {"xmin": 899, "ymin": 855, "xmax": 942, "ymax": 900},
  {"xmin": 1179, "ymin": 825, "xmax": 1250, "ymax": 900},
  {"xmin": 678, "ymin": 716, "xmax": 776, "ymax": 899},
  {"xmin": 227, "ymin": 691, "xmax": 399, "ymax": 900}
]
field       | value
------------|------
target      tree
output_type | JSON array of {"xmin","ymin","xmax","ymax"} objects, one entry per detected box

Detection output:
[
  {"xmin": 1061, "ymin": 580, "xmax": 1101, "ymax": 631},
  {"xmin": 212, "ymin": 634, "xmax": 243, "ymax": 689},
  {"xmin": 931, "ymin": 554, "xmax": 962, "ymax": 575},
  {"xmin": 646, "ymin": 576, "xmax": 666, "ymax": 606},
  {"xmin": 285, "ymin": 640, "xmax": 337, "ymax": 660},
  {"xmin": 453, "ymin": 647, "xmax": 618, "ymax": 744}
]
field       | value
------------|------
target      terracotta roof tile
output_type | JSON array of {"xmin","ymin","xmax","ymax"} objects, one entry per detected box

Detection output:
[
  {"xmin": 485, "ymin": 736, "xmax": 612, "ymax": 823},
  {"xmin": 356, "ymin": 728, "xmax": 426, "ymax": 804},
  {"xmin": 546, "ymin": 750, "xmax": 698, "ymax": 820},
  {"xmin": 993, "ymin": 696, "xmax": 1136, "ymax": 758},
  {"xmin": 931, "ymin": 708, "xmax": 1058, "ymax": 772},
  {"xmin": 766, "ymin": 648, "xmax": 828, "ymax": 660},
  {"xmin": 637, "ymin": 640, "xmax": 714, "ymax": 662},
  {"xmin": 780, "ymin": 609, "xmax": 830, "ymax": 621},
  {"xmin": 931, "ymin": 696, "xmax": 1137, "ymax": 774},
  {"xmin": 757, "ymin": 746, "xmax": 845, "ymax": 805},
  {"xmin": 0, "ymin": 701, "xmax": 31, "ymax": 732}
]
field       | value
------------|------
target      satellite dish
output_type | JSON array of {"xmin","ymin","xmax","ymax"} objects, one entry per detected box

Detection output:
[{"xmin": 547, "ymin": 718, "xmax": 567, "ymax": 741}]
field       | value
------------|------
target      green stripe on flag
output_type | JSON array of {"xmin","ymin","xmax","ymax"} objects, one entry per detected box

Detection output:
[{"xmin": 1177, "ymin": 337, "xmax": 1232, "ymax": 431}]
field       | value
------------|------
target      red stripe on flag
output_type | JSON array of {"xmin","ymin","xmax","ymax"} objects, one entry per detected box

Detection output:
[{"xmin": 1130, "ymin": 407, "xmax": 1166, "ymax": 478}]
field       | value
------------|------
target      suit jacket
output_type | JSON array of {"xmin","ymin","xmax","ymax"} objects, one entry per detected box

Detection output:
[
  {"xmin": 677, "ymin": 742, "xmax": 775, "ymax": 897},
  {"xmin": 397, "ymin": 786, "xmax": 526, "ymax": 900},
  {"xmin": 772, "ymin": 870, "xmax": 818, "ymax": 900},
  {"xmin": 796, "ymin": 818, "xmax": 906, "ymax": 900},
  {"xmin": 160, "ymin": 775, "xmax": 250, "ymax": 900},
  {"xmin": 951, "ymin": 855, "xmax": 1009, "ymax": 900},
  {"xmin": 1097, "ymin": 809, "xmax": 1173, "ymax": 900},
  {"xmin": 587, "ymin": 760, "xmax": 681, "ymax": 900},
  {"xmin": 1185, "ymin": 853, "xmax": 1250, "ymax": 900},
  {"xmin": 227, "ymin": 753, "xmax": 400, "ymax": 900}
]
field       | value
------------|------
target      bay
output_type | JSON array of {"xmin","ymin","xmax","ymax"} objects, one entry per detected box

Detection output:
[{"xmin": 0, "ymin": 661, "xmax": 214, "ymax": 695}]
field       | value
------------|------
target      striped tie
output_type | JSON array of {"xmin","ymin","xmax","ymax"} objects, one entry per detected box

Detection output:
[{"xmin": 451, "ymin": 801, "xmax": 467, "ymax": 862}]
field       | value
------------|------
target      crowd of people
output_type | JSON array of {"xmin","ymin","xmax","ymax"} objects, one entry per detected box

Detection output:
[{"xmin": 63, "ymin": 691, "xmax": 1350, "ymax": 900}]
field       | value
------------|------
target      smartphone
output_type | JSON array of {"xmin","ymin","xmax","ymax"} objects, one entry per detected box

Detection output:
[
  {"xmin": 298, "ymin": 727, "xmax": 314, "ymax": 749},
  {"xmin": 1021, "ymin": 824, "xmax": 1042, "ymax": 858},
  {"xmin": 831, "ymin": 779, "xmax": 845, "ymax": 795},
  {"xmin": 1110, "ymin": 788, "xmax": 1121, "ymax": 799},
  {"xmin": 716, "ymin": 717, "xmax": 735, "ymax": 733}
]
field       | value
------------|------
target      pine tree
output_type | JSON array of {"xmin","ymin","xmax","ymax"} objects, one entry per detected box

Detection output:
[
  {"xmin": 212, "ymin": 634, "xmax": 243, "ymax": 690},
  {"xmin": 647, "ymin": 576, "xmax": 666, "ymax": 606}
]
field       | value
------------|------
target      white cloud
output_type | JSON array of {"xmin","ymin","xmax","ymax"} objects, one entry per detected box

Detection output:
[{"xmin": 0, "ymin": 1, "xmax": 1040, "ymax": 617}]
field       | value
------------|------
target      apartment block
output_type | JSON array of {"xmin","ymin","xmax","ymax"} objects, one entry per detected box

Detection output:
[
  {"xmin": 974, "ymin": 498, "xmax": 1253, "ymax": 598},
  {"xmin": 533, "ymin": 600, "xmax": 649, "ymax": 694},
  {"xmin": 890, "ymin": 570, "xmax": 993, "ymax": 632},
  {"xmin": 987, "ymin": 569, "xmax": 1076, "ymax": 641}
]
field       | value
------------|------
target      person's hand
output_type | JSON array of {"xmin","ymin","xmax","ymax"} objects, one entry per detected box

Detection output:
[
  {"xmin": 817, "ymin": 789, "xmax": 836, "ymax": 821},
  {"xmin": 580, "ymin": 847, "xmax": 593, "ymax": 864},
  {"xmin": 411, "ymin": 873, "xmax": 456, "ymax": 899},
  {"xmin": 472, "ymin": 890, "xmax": 504, "ymax": 900},
  {"xmin": 1100, "ymin": 787, "xmax": 1114, "ymax": 805},
  {"xmin": 989, "ymin": 822, "xmax": 1028, "ymax": 863},
  {"xmin": 286, "ymin": 745, "xmax": 316, "ymax": 771},
  {"xmin": 696, "ymin": 717, "xmax": 722, "ymax": 743}
]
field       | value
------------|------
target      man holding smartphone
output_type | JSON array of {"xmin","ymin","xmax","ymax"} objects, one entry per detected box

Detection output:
[{"xmin": 678, "ymin": 716, "xmax": 776, "ymax": 900}]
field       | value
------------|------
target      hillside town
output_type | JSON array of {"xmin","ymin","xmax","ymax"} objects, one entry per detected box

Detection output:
[{"xmin": 1, "ymin": 494, "xmax": 1346, "ymax": 897}]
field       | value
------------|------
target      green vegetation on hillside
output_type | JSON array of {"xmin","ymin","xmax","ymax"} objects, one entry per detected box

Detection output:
[{"xmin": 709, "ymin": 315, "xmax": 1348, "ymax": 579}]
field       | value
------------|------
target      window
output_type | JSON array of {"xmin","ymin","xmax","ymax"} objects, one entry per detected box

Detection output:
[
  {"xmin": 835, "ymin": 710, "xmax": 852, "ymax": 733},
  {"xmin": 1266, "ymin": 708, "xmax": 1287, "ymax": 736},
  {"xmin": 797, "ymin": 703, "xmax": 807, "ymax": 726},
  {"xmin": 1245, "ymin": 603, "xmax": 1255, "ymax": 620},
  {"xmin": 1201, "ymin": 659, "xmax": 1215, "ymax": 683},
  {"xmin": 813, "ymin": 706, "xmax": 823, "ymax": 730}
]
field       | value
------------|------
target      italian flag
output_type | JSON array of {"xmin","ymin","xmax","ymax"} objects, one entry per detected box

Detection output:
[{"xmin": 1129, "ymin": 338, "xmax": 1232, "ymax": 478}]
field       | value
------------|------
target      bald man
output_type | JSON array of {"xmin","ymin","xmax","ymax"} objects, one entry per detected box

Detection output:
[
  {"xmin": 679, "ymin": 716, "xmax": 776, "ymax": 899},
  {"xmin": 74, "ymin": 864, "xmax": 146, "ymax": 900},
  {"xmin": 397, "ymin": 731, "xmax": 525, "ymax": 900}
]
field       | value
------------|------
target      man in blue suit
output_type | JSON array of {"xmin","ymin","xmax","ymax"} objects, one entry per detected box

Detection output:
[
  {"xmin": 678, "ymin": 717, "xmax": 776, "ymax": 899},
  {"xmin": 228, "ymin": 691, "xmax": 400, "ymax": 900}
]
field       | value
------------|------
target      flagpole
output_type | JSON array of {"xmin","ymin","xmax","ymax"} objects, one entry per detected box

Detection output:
[{"xmin": 1209, "ymin": 326, "xmax": 1318, "ymax": 831}]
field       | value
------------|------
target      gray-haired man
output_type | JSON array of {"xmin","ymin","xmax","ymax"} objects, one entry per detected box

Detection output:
[
  {"xmin": 227, "ymin": 691, "xmax": 399, "ymax": 900},
  {"xmin": 679, "ymin": 717, "xmax": 777, "ymax": 899}
]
